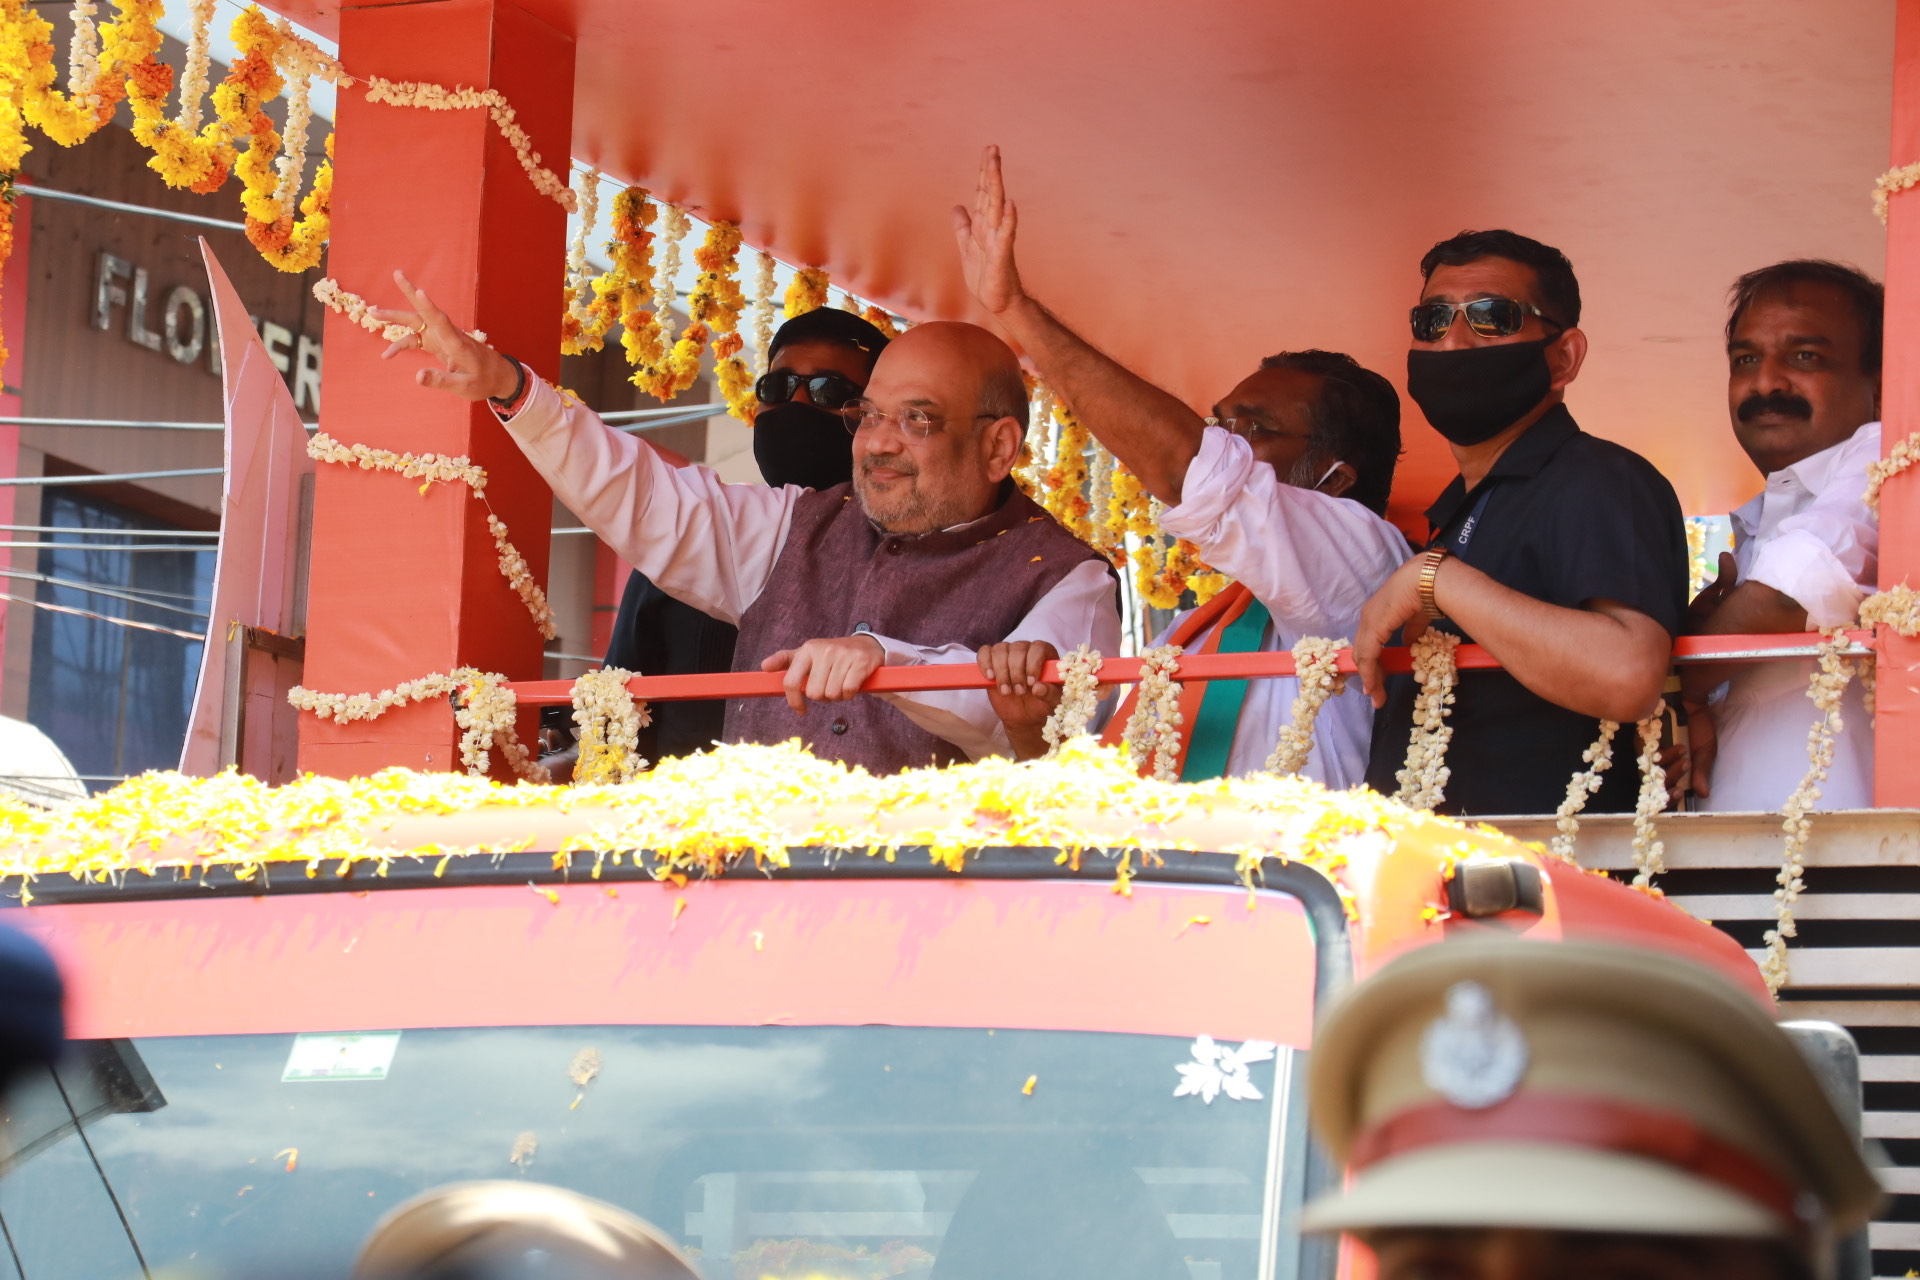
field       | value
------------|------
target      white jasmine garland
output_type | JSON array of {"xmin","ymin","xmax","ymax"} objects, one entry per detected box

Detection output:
[
  {"xmin": 67, "ymin": 0, "xmax": 100, "ymax": 106},
  {"xmin": 1759, "ymin": 627, "xmax": 1856, "ymax": 994},
  {"xmin": 1394, "ymin": 630, "xmax": 1460, "ymax": 812},
  {"xmin": 1629, "ymin": 714, "xmax": 1668, "ymax": 886},
  {"xmin": 1265, "ymin": 636, "xmax": 1346, "ymax": 776},
  {"xmin": 570, "ymin": 666, "xmax": 651, "ymax": 784},
  {"xmin": 1121, "ymin": 644, "xmax": 1185, "ymax": 782},
  {"xmin": 751, "ymin": 250, "xmax": 777, "ymax": 376},
  {"xmin": 487, "ymin": 515, "xmax": 558, "ymax": 640},
  {"xmin": 271, "ymin": 44, "xmax": 315, "ymax": 218},
  {"xmin": 1549, "ymin": 719, "xmax": 1619, "ymax": 861},
  {"xmin": 1863, "ymin": 431, "xmax": 1919, "ymax": 514},
  {"xmin": 1042, "ymin": 645, "xmax": 1103, "ymax": 752},
  {"xmin": 565, "ymin": 168, "xmax": 600, "ymax": 320},
  {"xmin": 175, "ymin": 0, "xmax": 217, "ymax": 132},
  {"xmin": 361, "ymin": 77, "xmax": 577, "ymax": 211},
  {"xmin": 653, "ymin": 205, "xmax": 690, "ymax": 342}
]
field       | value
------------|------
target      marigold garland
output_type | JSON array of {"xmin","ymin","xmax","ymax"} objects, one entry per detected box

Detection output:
[
  {"xmin": 783, "ymin": 266, "xmax": 828, "ymax": 318},
  {"xmin": 0, "ymin": 739, "xmax": 1476, "ymax": 905},
  {"xmin": 1120, "ymin": 644, "xmax": 1183, "ymax": 781},
  {"xmin": 570, "ymin": 666, "xmax": 649, "ymax": 785},
  {"xmin": 129, "ymin": 0, "xmax": 234, "ymax": 193},
  {"xmin": 1043, "ymin": 403, "xmax": 1093, "ymax": 542},
  {"xmin": 690, "ymin": 221, "xmax": 754, "ymax": 421},
  {"xmin": 1394, "ymin": 630, "xmax": 1459, "ymax": 811},
  {"xmin": 1041, "ymin": 645, "xmax": 1103, "ymax": 751},
  {"xmin": 1864, "ymin": 430, "xmax": 1919, "ymax": 515},
  {"xmin": 1265, "ymin": 636, "xmax": 1346, "ymax": 777},
  {"xmin": 861, "ymin": 305, "xmax": 901, "ymax": 339},
  {"xmin": 1548, "ymin": 719, "xmax": 1618, "ymax": 860}
]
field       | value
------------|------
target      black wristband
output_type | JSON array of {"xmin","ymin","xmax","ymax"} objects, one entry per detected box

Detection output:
[{"xmin": 489, "ymin": 353, "xmax": 528, "ymax": 409}]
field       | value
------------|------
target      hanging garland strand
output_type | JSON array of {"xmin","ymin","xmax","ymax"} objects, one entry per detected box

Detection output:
[
  {"xmin": 690, "ymin": 220, "xmax": 753, "ymax": 421},
  {"xmin": 1547, "ymin": 719, "xmax": 1619, "ymax": 860},
  {"xmin": 1759, "ymin": 628, "xmax": 1856, "ymax": 994},
  {"xmin": 571, "ymin": 666, "xmax": 648, "ymax": 784},
  {"xmin": 1042, "ymin": 646, "xmax": 1103, "ymax": 751},
  {"xmin": 1394, "ymin": 630, "xmax": 1460, "ymax": 811},
  {"xmin": 1120, "ymin": 644, "xmax": 1184, "ymax": 781},
  {"xmin": 1629, "ymin": 714, "xmax": 1669, "ymax": 887},
  {"xmin": 1265, "ymin": 636, "xmax": 1346, "ymax": 776}
]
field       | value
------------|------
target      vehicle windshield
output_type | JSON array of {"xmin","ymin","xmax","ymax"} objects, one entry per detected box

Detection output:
[{"xmin": 0, "ymin": 1022, "xmax": 1297, "ymax": 1280}]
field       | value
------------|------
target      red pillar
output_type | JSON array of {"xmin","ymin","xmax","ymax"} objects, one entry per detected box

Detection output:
[
  {"xmin": 1880, "ymin": 1, "xmax": 1920, "ymax": 806},
  {"xmin": 299, "ymin": 0, "xmax": 573, "ymax": 777}
]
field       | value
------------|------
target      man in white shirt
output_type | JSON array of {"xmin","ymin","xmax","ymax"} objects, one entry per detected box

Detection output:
[
  {"xmin": 954, "ymin": 147, "xmax": 1410, "ymax": 785},
  {"xmin": 1686, "ymin": 259, "xmax": 1883, "ymax": 810},
  {"xmin": 373, "ymin": 271, "xmax": 1121, "ymax": 773}
]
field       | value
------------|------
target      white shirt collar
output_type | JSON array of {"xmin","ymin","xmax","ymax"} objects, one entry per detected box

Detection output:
[{"xmin": 1731, "ymin": 420, "xmax": 1880, "ymax": 538}]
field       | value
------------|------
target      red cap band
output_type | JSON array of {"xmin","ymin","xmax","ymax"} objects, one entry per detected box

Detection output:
[{"xmin": 1349, "ymin": 1093, "xmax": 1810, "ymax": 1230}]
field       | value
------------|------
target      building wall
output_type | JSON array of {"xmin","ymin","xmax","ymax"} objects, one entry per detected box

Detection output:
[{"xmin": 2, "ymin": 99, "xmax": 723, "ymax": 756}]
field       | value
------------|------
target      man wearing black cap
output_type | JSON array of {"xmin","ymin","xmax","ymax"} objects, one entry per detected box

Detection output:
[{"xmin": 567, "ymin": 308, "xmax": 890, "ymax": 770}]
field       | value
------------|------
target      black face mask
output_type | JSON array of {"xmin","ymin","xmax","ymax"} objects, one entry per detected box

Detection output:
[
  {"xmin": 1405, "ymin": 338, "xmax": 1556, "ymax": 446},
  {"xmin": 752, "ymin": 401, "xmax": 856, "ymax": 491}
]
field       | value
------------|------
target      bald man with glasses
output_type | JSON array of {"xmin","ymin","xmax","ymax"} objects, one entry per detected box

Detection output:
[{"xmin": 374, "ymin": 272, "xmax": 1119, "ymax": 774}]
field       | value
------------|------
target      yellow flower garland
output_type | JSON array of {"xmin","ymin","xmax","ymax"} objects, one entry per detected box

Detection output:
[
  {"xmin": 783, "ymin": 266, "xmax": 829, "ymax": 318},
  {"xmin": 691, "ymin": 221, "xmax": 755, "ymax": 421}
]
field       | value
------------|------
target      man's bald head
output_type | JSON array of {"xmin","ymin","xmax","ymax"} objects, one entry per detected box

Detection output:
[
  {"xmin": 869, "ymin": 321, "xmax": 1028, "ymax": 430},
  {"xmin": 850, "ymin": 321, "xmax": 1028, "ymax": 534}
]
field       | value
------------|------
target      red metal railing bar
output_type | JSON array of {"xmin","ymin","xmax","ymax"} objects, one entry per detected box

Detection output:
[{"xmin": 503, "ymin": 631, "xmax": 1877, "ymax": 705}]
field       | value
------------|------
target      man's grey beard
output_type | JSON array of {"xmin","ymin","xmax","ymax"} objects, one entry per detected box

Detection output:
[
  {"xmin": 854, "ymin": 453, "xmax": 980, "ymax": 533},
  {"xmin": 1284, "ymin": 451, "xmax": 1331, "ymax": 490}
]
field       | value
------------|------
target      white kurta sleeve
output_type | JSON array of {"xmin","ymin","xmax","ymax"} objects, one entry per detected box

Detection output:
[
  {"xmin": 1745, "ymin": 494, "xmax": 1878, "ymax": 631},
  {"xmin": 866, "ymin": 559, "xmax": 1121, "ymax": 761},
  {"xmin": 1159, "ymin": 426, "xmax": 1410, "ymax": 636},
  {"xmin": 498, "ymin": 378, "xmax": 799, "ymax": 625}
]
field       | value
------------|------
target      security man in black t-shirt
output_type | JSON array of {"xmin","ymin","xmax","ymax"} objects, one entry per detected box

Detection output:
[{"xmin": 1353, "ymin": 229, "xmax": 1688, "ymax": 816}]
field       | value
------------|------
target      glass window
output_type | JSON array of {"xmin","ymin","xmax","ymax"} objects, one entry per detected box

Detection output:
[
  {"xmin": 25, "ymin": 490, "xmax": 212, "ymax": 787},
  {"xmin": 0, "ymin": 1025, "xmax": 1296, "ymax": 1280}
]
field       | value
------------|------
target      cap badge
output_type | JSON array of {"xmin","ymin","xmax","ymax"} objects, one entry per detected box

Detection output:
[{"xmin": 1420, "ymin": 980, "xmax": 1528, "ymax": 1110}]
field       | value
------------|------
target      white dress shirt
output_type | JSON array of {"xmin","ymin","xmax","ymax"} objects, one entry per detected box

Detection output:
[
  {"xmin": 1700, "ymin": 421, "xmax": 1879, "ymax": 812},
  {"xmin": 1156, "ymin": 426, "xmax": 1412, "ymax": 788},
  {"xmin": 498, "ymin": 379, "xmax": 1120, "ymax": 761}
]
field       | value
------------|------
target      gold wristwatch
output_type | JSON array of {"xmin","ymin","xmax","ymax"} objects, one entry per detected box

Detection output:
[{"xmin": 1417, "ymin": 548, "xmax": 1449, "ymax": 621}]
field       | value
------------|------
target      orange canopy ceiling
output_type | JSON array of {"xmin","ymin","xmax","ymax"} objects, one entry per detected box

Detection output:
[{"xmin": 276, "ymin": 0, "xmax": 1894, "ymax": 527}]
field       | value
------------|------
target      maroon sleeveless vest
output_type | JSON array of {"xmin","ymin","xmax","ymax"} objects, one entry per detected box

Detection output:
[{"xmin": 726, "ymin": 482, "xmax": 1107, "ymax": 772}]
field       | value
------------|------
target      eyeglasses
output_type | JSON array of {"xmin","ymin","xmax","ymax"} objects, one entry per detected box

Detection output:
[
  {"xmin": 755, "ymin": 370, "xmax": 864, "ymax": 410},
  {"xmin": 1215, "ymin": 416, "xmax": 1314, "ymax": 444},
  {"xmin": 842, "ymin": 400, "xmax": 996, "ymax": 440},
  {"xmin": 1409, "ymin": 296, "xmax": 1563, "ymax": 343}
]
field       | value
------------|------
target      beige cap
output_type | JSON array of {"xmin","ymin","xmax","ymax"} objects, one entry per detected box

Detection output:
[
  {"xmin": 353, "ymin": 1181, "xmax": 699, "ymax": 1280},
  {"xmin": 1302, "ymin": 937, "xmax": 1879, "ymax": 1250}
]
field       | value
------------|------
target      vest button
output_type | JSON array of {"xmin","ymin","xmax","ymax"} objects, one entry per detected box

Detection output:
[
  {"xmin": 885, "ymin": 540, "xmax": 902, "ymax": 554},
  {"xmin": 830, "ymin": 716, "xmax": 850, "ymax": 735}
]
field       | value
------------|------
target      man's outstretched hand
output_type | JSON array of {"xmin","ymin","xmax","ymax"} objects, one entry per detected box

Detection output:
[
  {"xmin": 370, "ymin": 270, "xmax": 521, "ymax": 402},
  {"xmin": 952, "ymin": 145, "xmax": 1029, "ymax": 317}
]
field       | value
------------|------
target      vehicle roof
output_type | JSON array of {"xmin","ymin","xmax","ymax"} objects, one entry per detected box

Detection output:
[{"xmin": 0, "ymin": 743, "xmax": 1768, "ymax": 1007}]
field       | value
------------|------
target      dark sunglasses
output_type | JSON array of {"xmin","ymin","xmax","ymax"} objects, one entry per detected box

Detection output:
[
  {"xmin": 754, "ymin": 370, "xmax": 864, "ymax": 410},
  {"xmin": 1409, "ymin": 296, "xmax": 1563, "ymax": 343}
]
